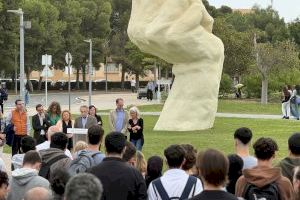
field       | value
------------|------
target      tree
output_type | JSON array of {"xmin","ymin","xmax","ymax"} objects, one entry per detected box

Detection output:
[
  {"xmin": 255, "ymin": 40, "xmax": 300, "ymax": 104},
  {"xmin": 289, "ymin": 19, "xmax": 300, "ymax": 47}
]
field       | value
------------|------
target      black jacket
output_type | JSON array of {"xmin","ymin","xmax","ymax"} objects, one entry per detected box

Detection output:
[
  {"xmin": 128, "ymin": 118, "xmax": 144, "ymax": 140},
  {"xmin": 88, "ymin": 157, "xmax": 147, "ymax": 200},
  {"xmin": 32, "ymin": 114, "xmax": 51, "ymax": 143}
]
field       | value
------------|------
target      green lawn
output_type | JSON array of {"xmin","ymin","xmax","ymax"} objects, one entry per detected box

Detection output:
[{"xmin": 136, "ymin": 99, "xmax": 281, "ymax": 115}]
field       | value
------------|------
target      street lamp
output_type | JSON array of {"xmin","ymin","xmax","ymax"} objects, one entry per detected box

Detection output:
[{"xmin": 84, "ymin": 39, "xmax": 92, "ymax": 106}]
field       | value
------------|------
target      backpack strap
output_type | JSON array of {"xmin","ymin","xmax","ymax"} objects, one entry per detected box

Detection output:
[
  {"xmin": 242, "ymin": 183, "xmax": 252, "ymax": 198},
  {"xmin": 39, "ymin": 154, "xmax": 68, "ymax": 178},
  {"xmin": 152, "ymin": 178, "xmax": 170, "ymax": 200},
  {"xmin": 180, "ymin": 176, "xmax": 197, "ymax": 199}
]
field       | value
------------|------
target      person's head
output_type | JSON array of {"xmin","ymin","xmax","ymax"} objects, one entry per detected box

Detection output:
[
  {"xmin": 253, "ymin": 137, "xmax": 278, "ymax": 161},
  {"xmin": 23, "ymin": 150, "xmax": 42, "ymax": 170},
  {"xmin": 122, "ymin": 141, "xmax": 137, "ymax": 166},
  {"xmin": 287, "ymin": 85, "xmax": 293, "ymax": 91},
  {"xmin": 283, "ymin": 86, "xmax": 290, "ymax": 96},
  {"xmin": 50, "ymin": 168, "xmax": 70, "ymax": 198},
  {"xmin": 0, "ymin": 171, "xmax": 9, "ymax": 200},
  {"xmin": 15, "ymin": 99, "xmax": 24, "ymax": 111},
  {"xmin": 87, "ymin": 125, "xmax": 104, "ymax": 146},
  {"xmin": 196, "ymin": 149, "xmax": 229, "ymax": 188},
  {"xmin": 105, "ymin": 132, "xmax": 126, "ymax": 156},
  {"xmin": 164, "ymin": 145, "xmax": 186, "ymax": 169},
  {"xmin": 48, "ymin": 101, "xmax": 61, "ymax": 115},
  {"xmin": 288, "ymin": 133, "xmax": 300, "ymax": 156},
  {"xmin": 89, "ymin": 105, "xmax": 97, "ymax": 116},
  {"xmin": 234, "ymin": 127, "xmax": 253, "ymax": 147},
  {"xmin": 36, "ymin": 104, "xmax": 44, "ymax": 115},
  {"xmin": 181, "ymin": 144, "xmax": 197, "ymax": 173},
  {"xmin": 21, "ymin": 136, "xmax": 36, "ymax": 153},
  {"xmin": 24, "ymin": 187, "xmax": 51, "ymax": 200},
  {"xmin": 147, "ymin": 156, "xmax": 163, "ymax": 178},
  {"xmin": 65, "ymin": 173, "xmax": 103, "ymax": 200},
  {"xmin": 73, "ymin": 141, "xmax": 88, "ymax": 153},
  {"xmin": 61, "ymin": 110, "xmax": 71, "ymax": 122},
  {"xmin": 136, "ymin": 151, "xmax": 147, "ymax": 174},
  {"xmin": 116, "ymin": 98, "xmax": 124, "ymax": 110},
  {"xmin": 129, "ymin": 106, "xmax": 140, "ymax": 119},
  {"xmin": 226, "ymin": 154, "xmax": 244, "ymax": 194},
  {"xmin": 293, "ymin": 166, "xmax": 300, "ymax": 198},
  {"xmin": 50, "ymin": 132, "xmax": 68, "ymax": 151},
  {"xmin": 46, "ymin": 126, "xmax": 61, "ymax": 141},
  {"xmin": 80, "ymin": 105, "xmax": 89, "ymax": 118}
]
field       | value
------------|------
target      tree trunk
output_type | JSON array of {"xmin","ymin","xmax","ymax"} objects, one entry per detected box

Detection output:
[
  {"xmin": 261, "ymin": 76, "xmax": 268, "ymax": 104},
  {"xmin": 82, "ymin": 65, "xmax": 86, "ymax": 90},
  {"xmin": 121, "ymin": 65, "xmax": 125, "ymax": 90},
  {"xmin": 38, "ymin": 76, "xmax": 43, "ymax": 91},
  {"xmin": 76, "ymin": 67, "xmax": 80, "ymax": 90},
  {"xmin": 136, "ymin": 71, "xmax": 140, "ymax": 90},
  {"xmin": 25, "ymin": 68, "xmax": 33, "ymax": 92}
]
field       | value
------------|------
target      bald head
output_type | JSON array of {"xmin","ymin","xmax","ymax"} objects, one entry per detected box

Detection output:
[
  {"xmin": 47, "ymin": 126, "xmax": 60, "ymax": 141},
  {"xmin": 24, "ymin": 187, "xmax": 51, "ymax": 200}
]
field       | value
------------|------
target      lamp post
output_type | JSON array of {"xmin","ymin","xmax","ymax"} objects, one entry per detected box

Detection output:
[
  {"xmin": 84, "ymin": 39, "xmax": 92, "ymax": 106},
  {"xmin": 8, "ymin": 8, "xmax": 25, "ymax": 102}
]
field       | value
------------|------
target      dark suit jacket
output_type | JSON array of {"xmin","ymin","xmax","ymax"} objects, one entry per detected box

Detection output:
[
  {"xmin": 32, "ymin": 113, "xmax": 51, "ymax": 143},
  {"xmin": 74, "ymin": 115, "xmax": 97, "ymax": 129}
]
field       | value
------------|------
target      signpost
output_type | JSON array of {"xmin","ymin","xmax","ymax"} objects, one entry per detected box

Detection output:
[
  {"xmin": 41, "ymin": 54, "xmax": 52, "ymax": 107},
  {"xmin": 65, "ymin": 52, "xmax": 72, "ymax": 111}
]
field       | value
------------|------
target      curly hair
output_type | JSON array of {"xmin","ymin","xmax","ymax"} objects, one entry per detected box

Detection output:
[
  {"xmin": 50, "ymin": 168, "xmax": 70, "ymax": 196},
  {"xmin": 253, "ymin": 137, "xmax": 278, "ymax": 160},
  {"xmin": 181, "ymin": 144, "xmax": 197, "ymax": 171},
  {"xmin": 48, "ymin": 101, "xmax": 61, "ymax": 115}
]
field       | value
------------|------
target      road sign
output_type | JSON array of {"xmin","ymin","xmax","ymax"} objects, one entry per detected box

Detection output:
[
  {"xmin": 65, "ymin": 52, "xmax": 72, "ymax": 65},
  {"xmin": 41, "ymin": 65, "xmax": 53, "ymax": 77},
  {"xmin": 42, "ymin": 54, "xmax": 52, "ymax": 66}
]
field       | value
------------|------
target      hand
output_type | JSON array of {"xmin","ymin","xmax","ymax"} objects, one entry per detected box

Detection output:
[{"xmin": 66, "ymin": 133, "xmax": 73, "ymax": 139}]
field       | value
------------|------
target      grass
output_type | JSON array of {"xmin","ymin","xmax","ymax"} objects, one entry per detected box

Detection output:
[{"xmin": 135, "ymin": 99, "xmax": 281, "ymax": 115}]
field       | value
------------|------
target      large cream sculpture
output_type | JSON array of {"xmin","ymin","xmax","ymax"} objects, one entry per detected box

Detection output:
[{"xmin": 128, "ymin": 0, "xmax": 224, "ymax": 131}]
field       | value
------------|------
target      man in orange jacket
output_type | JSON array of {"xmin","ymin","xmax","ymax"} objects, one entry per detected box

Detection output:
[{"xmin": 7, "ymin": 99, "xmax": 30, "ymax": 155}]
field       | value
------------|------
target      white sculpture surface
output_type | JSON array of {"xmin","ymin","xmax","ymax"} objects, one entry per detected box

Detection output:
[{"xmin": 128, "ymin": 0, "xmax": 224, "ymax": 131}]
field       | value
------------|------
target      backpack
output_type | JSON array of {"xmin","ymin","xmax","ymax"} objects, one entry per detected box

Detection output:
[
  {"xmin": 68, "ymin": 151, "xmax": 102, "ymax": 176},
  {"xmin": 39, "ymin": 154, "xmax": 68, "ymax": 179},
  {"xmin": 243, "ymin": 182, "xmax": 281, "ymax": 200},
  {"xmin": 152, "ymin": 176, "xmax": 197, "ymax": 200}
]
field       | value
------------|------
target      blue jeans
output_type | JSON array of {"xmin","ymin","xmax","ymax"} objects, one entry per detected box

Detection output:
[{"xmin": 131, "ymin": 139, "xmax": 143, "ymax": 151}]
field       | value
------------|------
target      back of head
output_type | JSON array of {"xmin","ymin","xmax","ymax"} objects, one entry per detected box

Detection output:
[
  {"xmin": 23, "ymin": 150, "xmax": 42, "ymax": 166},
  {"xmin": 226, "ymin": 154, "xmax": 244, "ymax": 194},
  {"xmin": 65, "ymin": 173, "xmax": 103, "ymax": 200},
  {"xmin": 147, "ymin": 156, "xmax": 163, "ymax": 177},
  {"xmin": 21, "ymin": 136, "xmax": 36, "ymax": 153},
  {"xmin": 0, "ymin": 171, "xmax": 9, "ymax": 188},
  {"xmin": 197, "ymin": 149, "xmax": 229, "ymax": 187},
  {"xmin": 253, "ymin": 137, "xmax": 278, "ymax": 160},
  {"xmin": 164, "ymin": 144, "xmax": 185, "ymax": 168},
  {"xmin": 50, "ymin": 168, "xmax": 70, "ymax": 197},
  {"xmin": 105, "ymin": 132, "xmax": 126, "ymax": 155},
  {"xmin": 234, "ymin": 127, "xmax": 253, "ymax": 145},
  {"xmin": 47, "ymin": 126, "xmax": 61, "ymax": 141},
  {"xmin": 74, "ymin": 141, "xmax": 88, "ymax": 153},
  {"xmin": 136, "ymin": 151, "xmax": 147, "ymax": 174},
  {"xmin": 24, "ymin": 187, "xmax": 51, "ymax": 200},
  {"xmin": 50, "ymin": 132, "xmax": 68, "ymax": 150},
  {"xmin": 288, "ymin": 133, "xmax": 300, "ymax": 156},
  {"xmin": 181, "ymin": 144, "xmax": 197, "ymax": 171},
  {"xmin": 87, "ymin": 125, "xmax": 104, "ymax": 145},
  {"xmin": 123, "ymin": 141, "xmax": 137, "ymax": 162}
]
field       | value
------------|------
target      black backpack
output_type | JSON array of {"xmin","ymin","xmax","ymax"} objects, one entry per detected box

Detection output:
[
  {"xmin": 243, "ymin": 182, "xmax": 281, "ymax": 200},
  {"xmin": 152, "ymin": 176, "xmax": 197, "ymax": 200},
  {"xmin": 39, "ymin": 154, "xmax": 68, "ymax": 179}
]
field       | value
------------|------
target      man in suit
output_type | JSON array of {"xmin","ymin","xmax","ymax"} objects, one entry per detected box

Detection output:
[
  {"xmin": 109, "ymin": 98, "xmax": 129, "ymax": 137},
  {"xmin": 74, "ymin": 105, "xmax": 97, "ymax": 142},
  {"xmin": 32, "ymin": 104, "xmax": 51, "ymax": 145}
]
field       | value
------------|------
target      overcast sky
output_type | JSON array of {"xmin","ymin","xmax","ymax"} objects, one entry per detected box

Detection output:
[{"xmin": 208, "ymin": 0, "xmax": 300, "ymax": 22}]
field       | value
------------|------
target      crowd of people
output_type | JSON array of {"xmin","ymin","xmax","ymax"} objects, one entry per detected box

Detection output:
[{"xmin": 1, "ymin": 96, "xmax": 300, "ymax": 199}]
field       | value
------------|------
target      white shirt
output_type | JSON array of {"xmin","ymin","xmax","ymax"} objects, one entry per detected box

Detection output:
[
  {"xmin": 148, "ymin": 169, "xmax": 203, "ymax": 200},
  {"xmin": 131, "ymin": 80, "xmax": 136, "ymax": 87},
  {"xmin": 36, "ymin": 141, "xmax": 73, "ymax": 159}
]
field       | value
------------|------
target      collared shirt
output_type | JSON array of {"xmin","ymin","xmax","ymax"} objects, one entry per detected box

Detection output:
[
  {"xmin": 36, "ymin": 141, "xmax": 73, "ymax": 159},
  {"xmin": 38, "ymin": 113, "xmax": 45, "ymax": 135},
  {"xmin": 148, "ymin": 169, "xmax": 203, "ymax": 200},
  {"xmin": 115, "ymin": 109, "xmax": 125, "ymax": 132},
  {"xmin": 81, "ymin": 117, "xmax": 88, "ymax": 128}
]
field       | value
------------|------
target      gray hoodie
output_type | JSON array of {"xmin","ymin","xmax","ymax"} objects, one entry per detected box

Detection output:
[{"xmin": 7, "ymin": 168, "xmax": 50, "ymax": 200}]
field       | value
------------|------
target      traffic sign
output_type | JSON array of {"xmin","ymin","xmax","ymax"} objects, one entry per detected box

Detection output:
[
  {"xmin": 42, "ymin": 54, "xmax": 52, "ymax": 66},
  {"xmin": 65, "ymin": 52, "xmax": 72, "ymax": 65},
  {"xmin": 41, "ymin": 65, "xmax": 53, "ymax": 77}
]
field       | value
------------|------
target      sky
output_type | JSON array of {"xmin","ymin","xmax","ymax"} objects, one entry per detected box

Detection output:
[{"xmin": 208, "ymin": 0, "xmax": 300, "ymax": 22}]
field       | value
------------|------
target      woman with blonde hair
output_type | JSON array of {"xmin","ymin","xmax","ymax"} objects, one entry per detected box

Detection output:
[
  {"xmin": 48, "ymin": 101, "xmax": 62, "ymax": 125},
  {"xmin": 127, "ymin": 106, "xmax": 144, "ymax": 151},
  {"xmin": 56, "ymin": 110, "xmax": 73, "ymax": 150},
  {"xmin": 136, "ymin": 151, "xmax": 147, "ymax": 178}
]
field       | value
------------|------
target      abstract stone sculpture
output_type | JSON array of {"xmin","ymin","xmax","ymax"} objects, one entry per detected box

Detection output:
[{"xmin": 128, "ymin": 0, "xmax": 224, "ymax": 131}]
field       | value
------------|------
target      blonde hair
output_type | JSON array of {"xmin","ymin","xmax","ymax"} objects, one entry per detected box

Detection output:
[
  {"xmin": 129, "ymin": 106, "xmax": 140, "ymax": 119},
  {"xmin": 61, "ymin": 110, "xmax": 72, "ymax": 121},
  {"xmin": 136, "ymin": 151, "xmax": 147, "ymax": 174},
  {"xmin": 73, "ymin": 141, "xmax": 88, "ymax": 153}
]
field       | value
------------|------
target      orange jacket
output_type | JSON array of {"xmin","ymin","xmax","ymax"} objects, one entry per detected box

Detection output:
[{"xmin": 11, "ymin": 109, "xmax": 27, "ymax": 135}]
